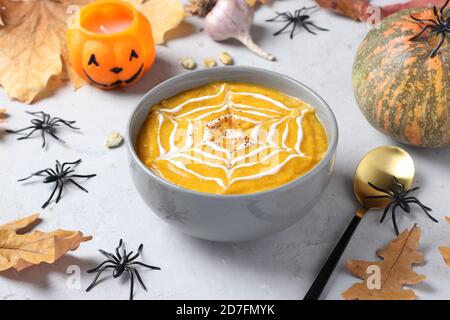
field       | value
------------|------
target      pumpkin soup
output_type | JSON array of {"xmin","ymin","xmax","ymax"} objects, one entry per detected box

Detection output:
[{"xmin": 137, "ymin": 82, "xmax": 328, "ymax": 194}]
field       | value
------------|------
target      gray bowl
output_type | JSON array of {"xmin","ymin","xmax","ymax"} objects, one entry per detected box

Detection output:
[{"xmin": 127, "ymin": 66, "xmax": 338, "ymax": 242}]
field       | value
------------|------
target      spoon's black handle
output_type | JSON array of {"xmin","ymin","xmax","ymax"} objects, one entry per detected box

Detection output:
[{"xmin": 303, "ymin": 215, "xmax": 362, "ymax": 300}]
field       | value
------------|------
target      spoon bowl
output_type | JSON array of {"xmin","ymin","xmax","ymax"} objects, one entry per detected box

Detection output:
[{"xmin": 354, "ymin": 146, "xmax": 415, "ymax": 210}]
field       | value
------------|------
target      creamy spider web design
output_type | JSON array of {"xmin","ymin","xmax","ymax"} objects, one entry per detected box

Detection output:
[{"xmin": 137, "ymin": 82, "xmax": 328, "ymax": 194}]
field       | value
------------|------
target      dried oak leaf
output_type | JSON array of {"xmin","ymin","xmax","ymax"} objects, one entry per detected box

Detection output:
[
  {"xmin": 342, "ymin": 225, "xmax": 426, "ymax": 300},
  {"xmin": 439, "ymin": 217, "xmax": 450, "ymax": 266},
  {"xmin": 0, "ymin": 213, "xmax": 92, "ymax": 272},
  {"xmin": 0, "ymin": 0, "xmax": 91, "ymax": 103}
]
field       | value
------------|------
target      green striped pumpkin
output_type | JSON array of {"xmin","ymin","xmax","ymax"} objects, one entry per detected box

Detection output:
[{"xmin": 353, "ymin": 8, "xmax": 449, "ymax": 148}]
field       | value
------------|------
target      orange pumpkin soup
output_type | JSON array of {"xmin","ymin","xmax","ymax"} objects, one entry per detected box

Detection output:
[{"xmin": 137, "ymin": 82, "xmax": 328, "ymax": 194}]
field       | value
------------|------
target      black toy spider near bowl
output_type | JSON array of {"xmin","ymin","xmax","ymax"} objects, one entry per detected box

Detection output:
[{"xmin": 86, "ymin": 239, "xmax": 160, "ymax": 300}]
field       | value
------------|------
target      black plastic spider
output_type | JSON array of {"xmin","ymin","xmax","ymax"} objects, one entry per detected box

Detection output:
[
  {"xmin": 6, "ymin": 111, "xmax": 79, "ymax": 148},
  {"xmin": 266, "ymin": 6, "xmax": 328, "ymax": 39},
  {"xmin": 367, "ymin": 176, "xmax": 438, "ymax": 235},
  {"xmin": 410, "ymin": 0, "xmax": 450, "ymax": 58},
  {"xmin": 18, "ymin": 159, "xmax": 96, "ymax": 209},
  {"xmin": 86, "ymin": 239, "xmax": 161, "ymax": 300}
]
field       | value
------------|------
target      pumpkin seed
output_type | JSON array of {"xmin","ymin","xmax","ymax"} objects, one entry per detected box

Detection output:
[
  {"xmin": 180, "ymin": 57, "xmax": 197, "ymax": 70},
  {"xmin": 203, "ymin": 58, "xmax": 217, "ymax": 68},
  {"xmin": 219, "ymin": 51, "xmax": 233, "ymax": 65},
  {"xmin": 105, "ymin": 132, "xmax": 123, "ymax": 148}
]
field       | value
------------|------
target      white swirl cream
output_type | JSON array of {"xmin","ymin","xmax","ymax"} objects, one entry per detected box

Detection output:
[{"xmin": 137, "ymin": 82, "xmax": 328, "ymax": 194}]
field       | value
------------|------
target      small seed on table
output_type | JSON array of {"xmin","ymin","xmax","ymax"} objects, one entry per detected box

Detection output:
[
  {"xmin": 219, "ymin": 51, "xmax": 233, "ymax": 65},
  {"xmin": 105, "ymin": 132, "xmax": 123, "ymax": 148},
  {"xmin": 180, "ymin": 57, "xmax": 197, "ymax": 70},
  {"xmin": 203, "ymin": 58, "xmax": 217, "ymax": 68}
]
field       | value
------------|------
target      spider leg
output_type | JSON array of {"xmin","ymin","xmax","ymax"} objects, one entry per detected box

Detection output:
[
  {"xmin": 441, "ymin": 0, "xmax": 449, "ymax": 17},
  {"xmin": 302, "ymin": 21, "xmax": 317, "ymax": 35},
  {"xmin": 18, "ymin": 169, "xmax": 51, "ymax": 181},
  {"xmin": 290, "ymin": 20, "xmax": 297, "ymax": 39},
  {"xmin": 50, "ymin": 118, "xmax": 79, "ymax": 130},
  {"xmin": 55, "ymin": 180, "xmax": 64, "ymax": 204},
  {"xmin": 42, "ymin": 182, "xmax": 59, "ymax": 209},
  {"xmin": 126, "ymin": 266, "xmax": 147, "ymax": 291},
  {"xmin": 127, "ymin": 268, "xmax": 135, "ymax": 300},
  {"xmin": 305, "ymin": 21, "xmax": 329, "ymax": 31},
  {"xmin": 273, "ymin": 20, "xmax": 294, "ymax": 36},
  {"xmin": 86, "ymin": 265, "xmax": 115, "ymax": 292},
  {"xmin": 266, "ymin": 12, "xmax": 285, "ymax": 22},
  {"xmin": 410, "ymin": 24, "xmax": 435, "ymax": 41},
  {"xmin": 26, "ymin": 111, "xmax": 46, "ymax": 118},
  {"xmin": 116, "ymin": 239, "xmax": 123, "ymax": 259},
  {"xmin": 410, "ymin": 15, "xmax": 440, "ymax": 25},
  {"xmin": 66, "ymin": 174, "xmax": 97, "ymax": 179},
  {"xmin": 368, "ymin": 182, "xmax": 393, "ymax": 196},
  {"xmin": 66, "ymin": 178, "xmax": 89, "ymax": 193},
  {"xmin": 61, "ymin": 159, "xmax": 82, "ymax": 171},
  {"xmin": 404, "ymin": 187, "xmax": 420, "ymax": 195},
  {"xmin": 40, "ymin": 130, "xmax": 46, "ymax": 148},
  {"xmin": 129, "ymin": 261, "xmax": 161, "ymax": 270},
  {"xmin": 128, "ymin": 244, "xmax": 143, "ymax": 262},
  {"xmin": 99, "ymin": 249, "xmax": 120, "ymax": 263},
  {"xmin": 47, "ymin": 130, "xmax": 66, "ymax": 144},
  {"xmin": 403, "ymin": 197, "xmax": 432, "ymax": 211},
  {"xmin": 6, "ymin": 126, "xmax": 37, "ymax": 134},
  {"xmin": 433, "ymin": 6, "xmax": 442, "ymax": 24},
  {"xmin": 16, "ymin": 128, "xmax": 39, "ymax": 141},
  {"xmin": 430, "ymin": 33, "xmax": 446, "ymax": 58},
  {"xmin": 392, "ymin": 204, "xmax": 400, "ymax": 235},
  {"xmin": 366, "ymin": 195, "xmax": 391, "ymax": 199},
  {"xmin": 406, "ymin": 199, "xmax": 438, "ymax": 223},
  {"xmin": 380, "ymin": 202, "xmax": 392, "ymax": 223},
  {"xmin": 87, "ymin": 261, "xmax": 116, "ymax": 273}
]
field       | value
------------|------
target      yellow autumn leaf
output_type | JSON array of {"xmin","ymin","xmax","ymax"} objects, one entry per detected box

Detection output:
[
  {"xmin": 0, "ymin": 213, "xmax": 92, "ymax": 272},
  {"xmin": 439, "ymin": 217, "xmax": 450, "ymax": 266},
  {"xmin": 342, "ymin": 225, "xmax": 426, "ymax": 300},
  {"xmin": 138, "ymin": 0, "xmax": 184, "ymax": 44},
  {"xmin": 246, "ymin": 0, "xmax": 270, "ymax": 6},
  {"xmin": 0, "ymin": 0, "xmax": 91, "ymax": 103}
]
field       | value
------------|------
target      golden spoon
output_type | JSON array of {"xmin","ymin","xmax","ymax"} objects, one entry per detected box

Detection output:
[{"xmin": 303, "ymin": 146, "xmax": 415, "ymax": 300}]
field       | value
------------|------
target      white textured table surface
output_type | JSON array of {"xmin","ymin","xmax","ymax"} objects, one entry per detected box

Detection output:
[{"xmin": 0, "ymin": 0, "xmax": 449, "ymax": 300}]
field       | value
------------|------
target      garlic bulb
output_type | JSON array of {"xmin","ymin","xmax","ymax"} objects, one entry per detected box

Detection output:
[{"xmin": 204, "ymin": 0, "xmax": 276, "ymax": 61}]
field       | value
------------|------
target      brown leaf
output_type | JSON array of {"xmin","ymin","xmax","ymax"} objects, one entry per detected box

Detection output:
[
  {"xmin": 184, "ymin": 0, "xmax": 217, "ymax": 17},
  {"xmin": 439, "ymin": 217, "xmax": 450, "ymax": 267},
  {"xmin": 0, "ymin": 213, "xmax": 92, "ymax": 272},
  {"xmin": 316, "ymin": 0, "xmax": 369, "ymax": 21},
  {"xmin": 137, "ymin": 0, "xmax": 184, "ymax": 44},
  {"xmin": 342, "ymin": 225, "xmax": 426, "ymax": 300},
  {"xmin": 316, "ymin": 0, "xmax": 447, "ymax": 21},
  {"xmin": 0, "ymin": 0, "xmax": 92, "ymax": 103}
]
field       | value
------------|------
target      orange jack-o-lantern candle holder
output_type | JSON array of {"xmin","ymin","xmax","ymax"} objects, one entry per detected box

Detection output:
[{"xmin": 67, "ymin": 0, "xmax": 155, "ymax": 89}]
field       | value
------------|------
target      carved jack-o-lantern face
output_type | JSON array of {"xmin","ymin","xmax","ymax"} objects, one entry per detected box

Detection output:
[
  {"xmin": 66, "ymin": 0, "xmax": 155, "ymax": 89},
  {"xmin": 82, "ymin": 38, "xmax": 145, "ymax": 88}
]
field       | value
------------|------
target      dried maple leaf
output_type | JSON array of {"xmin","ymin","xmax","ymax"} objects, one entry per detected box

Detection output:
[
  {"xmin": 0, "ymin": 213, "xmax": 92, "ymax": 272},
  {"xmin": 439, "ymin": 217, "xmax": 450, "ymax": 266},
  {"xmin": 0, "ymin": 0, "xmax": 91, "ymax": 103},
  {"xmin": 342, "ymin": 225, "xmax": 426, "ymax": 300}
]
